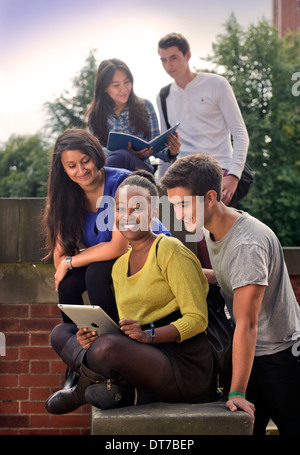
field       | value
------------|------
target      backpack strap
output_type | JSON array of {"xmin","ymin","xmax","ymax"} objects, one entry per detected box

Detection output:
[{"xmin": 159, "ymin": 84, "xmax": 171, "ymax": 129}]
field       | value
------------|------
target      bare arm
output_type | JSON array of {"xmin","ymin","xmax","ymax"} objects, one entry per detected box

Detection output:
[
  {"xmin": 202, "ymin": 268, "xmax": 217, "ymax": 284},
  {"xmin": 226, "ymin": 284, "xmax": 265, "ymax": 422},
  {"xmin": 53, "ymin": 227, "xmax": 129, "ymax": 291}
]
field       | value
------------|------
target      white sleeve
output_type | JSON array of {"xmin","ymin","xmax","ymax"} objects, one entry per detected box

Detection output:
[{"xmin": 218, "ymin": 78, "xmax": 249, "ymax": 179}]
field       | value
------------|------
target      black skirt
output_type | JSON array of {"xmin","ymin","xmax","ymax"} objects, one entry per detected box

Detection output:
[{"xmin": 142, "ymin": 313, "xmax": 217, "ymax": 403}]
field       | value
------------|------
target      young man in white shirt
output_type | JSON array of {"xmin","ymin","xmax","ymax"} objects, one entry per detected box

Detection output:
[
  {"xmin": 160, "ymin": 154, "xmax": 300, "ymax": 435},
  {"xmin": 157, "ymin": 33, "xmax": 249, "ymax": 207}
]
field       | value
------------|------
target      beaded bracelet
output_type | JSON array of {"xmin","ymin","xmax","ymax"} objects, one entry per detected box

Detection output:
[
  {"xmin": 228, "ymin": 391, "xmax": 246, "ymax": 399},
  {"xmin": 147, "ymin": 321, "xmax": 155, "ymax": 344}
]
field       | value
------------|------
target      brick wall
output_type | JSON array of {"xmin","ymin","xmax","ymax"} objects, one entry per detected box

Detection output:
[{"xmin": 0, "ymin": 302, "xmax": 90, "ymax": 435}]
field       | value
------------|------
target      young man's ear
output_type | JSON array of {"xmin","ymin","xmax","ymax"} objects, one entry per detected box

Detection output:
[
  {"xmin": 205, "ymin": 190, "xmax": 218, "ymax": 206},
  {"xmin": 185, "ymin": 50, "xmax": 192, "ymax": 61}
]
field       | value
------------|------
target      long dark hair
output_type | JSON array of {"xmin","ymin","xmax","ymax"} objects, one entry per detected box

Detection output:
[
  {"xmin": 86, "ymin": 58, "xmax": 150, "ymax": 146},
  {"xmin": 42, "ymin": 128, "xmax": 106, "ymax": 259}
]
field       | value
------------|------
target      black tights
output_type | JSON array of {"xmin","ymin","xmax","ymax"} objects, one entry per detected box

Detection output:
[
  {"xmin": 85, "ymin": 333, "xmax": 184, "ymax": 402},
  {"xmin": 50, "ymin": 323, "xmax": 183, "ymax": 403},
  {"xmin": 58, "ymin": 260, "xmax": 118, "ymax": 323},
  {"xmin": 50, "ymin": 323, "xmax": 78, "ymax": 358}
]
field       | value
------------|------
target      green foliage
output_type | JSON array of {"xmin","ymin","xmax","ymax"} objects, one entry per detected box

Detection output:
[
  {"xmin": 0, "ymin": 134, "xmax": 50, "ymax": 197},
  {"xmin": 0, "ymin": 49, "xmax": 99, "ymax": 198},
  {"xmin": 43, "ymin": 49, "xmax": 98, "ymax": 139},
  {"xmin": 207, "ymin": 14, "xmax": 300, "ymax": 245}
]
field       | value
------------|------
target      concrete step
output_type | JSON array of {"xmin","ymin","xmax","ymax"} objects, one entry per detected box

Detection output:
[{"xmin": 91, "ymin": 398, "xmax": 253, "ymax": 435}]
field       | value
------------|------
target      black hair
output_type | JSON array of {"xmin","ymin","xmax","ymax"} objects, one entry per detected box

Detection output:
[
  {"xmin": 42, "ymin": 128, "xmax": 106, "ymax": 259},
  {"xmin": 160, "ymin": 154, "xmax": 223, "ymax": 201},
  {"xmin": 117, "ymin": 170, "xmax": 159, "ymax": 209},
  {"xmin": 86, "ymin": 58, "xmax": 150, "ymax": 145},
  {"xmin": 158, "ymin": 33, "xmax": 190, "ymax": 55}
]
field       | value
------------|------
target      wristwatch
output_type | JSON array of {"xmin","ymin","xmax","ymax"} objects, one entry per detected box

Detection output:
[{"xmin": 65, "ymin": 256, "xmax": 72, "ymax": 270}]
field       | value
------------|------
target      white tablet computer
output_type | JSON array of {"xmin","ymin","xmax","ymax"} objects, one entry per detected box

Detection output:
[{"xmin": 58, "ymin": 304, "xmax": 123, "ymax": 335}]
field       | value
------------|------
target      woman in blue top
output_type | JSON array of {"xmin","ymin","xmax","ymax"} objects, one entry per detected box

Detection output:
[
  {"xmin": 43, "ymin": 128, "xmax": 170, "ymax": 387},
  {"xmin": 43, "ymin": 128, "xmax": 169, "ymax": 321},
  {"xmin": 86, "ymin": 58, "xmax": 180, "ymax": 173}
]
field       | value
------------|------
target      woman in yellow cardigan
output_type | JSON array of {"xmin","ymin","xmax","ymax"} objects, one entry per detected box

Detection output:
[{"xmin": 46, "ymin": 170, "xmax": 217, "ymax": 414}]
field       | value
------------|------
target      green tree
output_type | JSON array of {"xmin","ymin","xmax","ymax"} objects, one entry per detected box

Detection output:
[
  {"xmin": 43, "ymin": 49, "xmax": 98, "ymax": 139},
  {"xmin": 0, "ymin": 134, "xmax": 50, "ymax": 197},
  {"xmin": 207, "ymin": 14, "xmax": 300, "ymax": 245}
]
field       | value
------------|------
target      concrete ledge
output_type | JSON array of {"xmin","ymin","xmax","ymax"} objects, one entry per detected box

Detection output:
[
  {"xmin": 91, "ymin": 399, "xmax": 253, "ymax": 435},
  {"xmin": 0, "ymin": 263, "xmax": 56, "ymax": 303},
  {"xmin": 0, "ymin": 197, "xmax": 46, "ymax": 263}
]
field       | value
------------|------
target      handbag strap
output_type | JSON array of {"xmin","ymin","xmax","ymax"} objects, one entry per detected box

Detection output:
[{"xmin": 155, "ymin": 236, "xmax": 164, "ymax": 269}]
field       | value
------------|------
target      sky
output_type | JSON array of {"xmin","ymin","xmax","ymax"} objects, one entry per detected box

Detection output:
[{"xmin": 0, "ymin": 0, "xmax": 271, "ymax": 145}]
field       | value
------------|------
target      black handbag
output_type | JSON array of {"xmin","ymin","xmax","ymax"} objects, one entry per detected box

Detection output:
[
  {"xmin": 205, "ymin": 284, "xmax": 234, "ymax": 393},
  {"xmin": 233, "ymin": 162, "xmax": 255, "ymax": 203}
]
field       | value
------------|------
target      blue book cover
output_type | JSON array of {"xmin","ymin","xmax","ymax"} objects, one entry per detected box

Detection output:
[{"xmin": 107, "ymin": 123, "xmax": 180, "ymax": 156}]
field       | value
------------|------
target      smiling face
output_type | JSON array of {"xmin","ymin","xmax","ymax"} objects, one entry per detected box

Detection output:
[
  {"xmin": 167, "ymin": 186, "xmax": 204, "ymax": 233},
  {"xmin": 105, "ymin": 69, "xmax": 132, "ymax": 111},
  {"xmin": 115, "ymin": 186, "xmax": 157, "ymax": 241},
  {"xmin": 61, "ymin": 149, "xmax": 101, "ymax": 189}
]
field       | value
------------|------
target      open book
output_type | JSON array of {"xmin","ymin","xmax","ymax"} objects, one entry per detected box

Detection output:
[{"xmin": 107, "ymin": 123, "xmax": 180, "ymax": 156}]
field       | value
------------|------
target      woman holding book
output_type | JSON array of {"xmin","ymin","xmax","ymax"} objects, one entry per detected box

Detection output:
[
  {"xmin": 45, "ymin": 170, "xmax": 217, "ymax": 414},
  {"xmin": 86, "ymin": 58, "xmax": 180, "ymax": 173}
]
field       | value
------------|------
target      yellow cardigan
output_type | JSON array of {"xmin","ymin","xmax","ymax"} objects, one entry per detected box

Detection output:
[{"xmin": 112, "ymin": 234, "xmax": 209, "ymax": 342}]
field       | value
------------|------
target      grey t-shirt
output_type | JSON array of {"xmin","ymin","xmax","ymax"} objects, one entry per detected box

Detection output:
[{"xmin": 205, "ymin": 211, "xmax": 300, "ymax": 356}]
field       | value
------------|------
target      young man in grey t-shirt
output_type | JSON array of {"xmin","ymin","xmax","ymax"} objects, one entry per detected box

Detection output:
[{"xmin": 161, "ymin": 154, "xmax": 300, "ymax": 435}]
